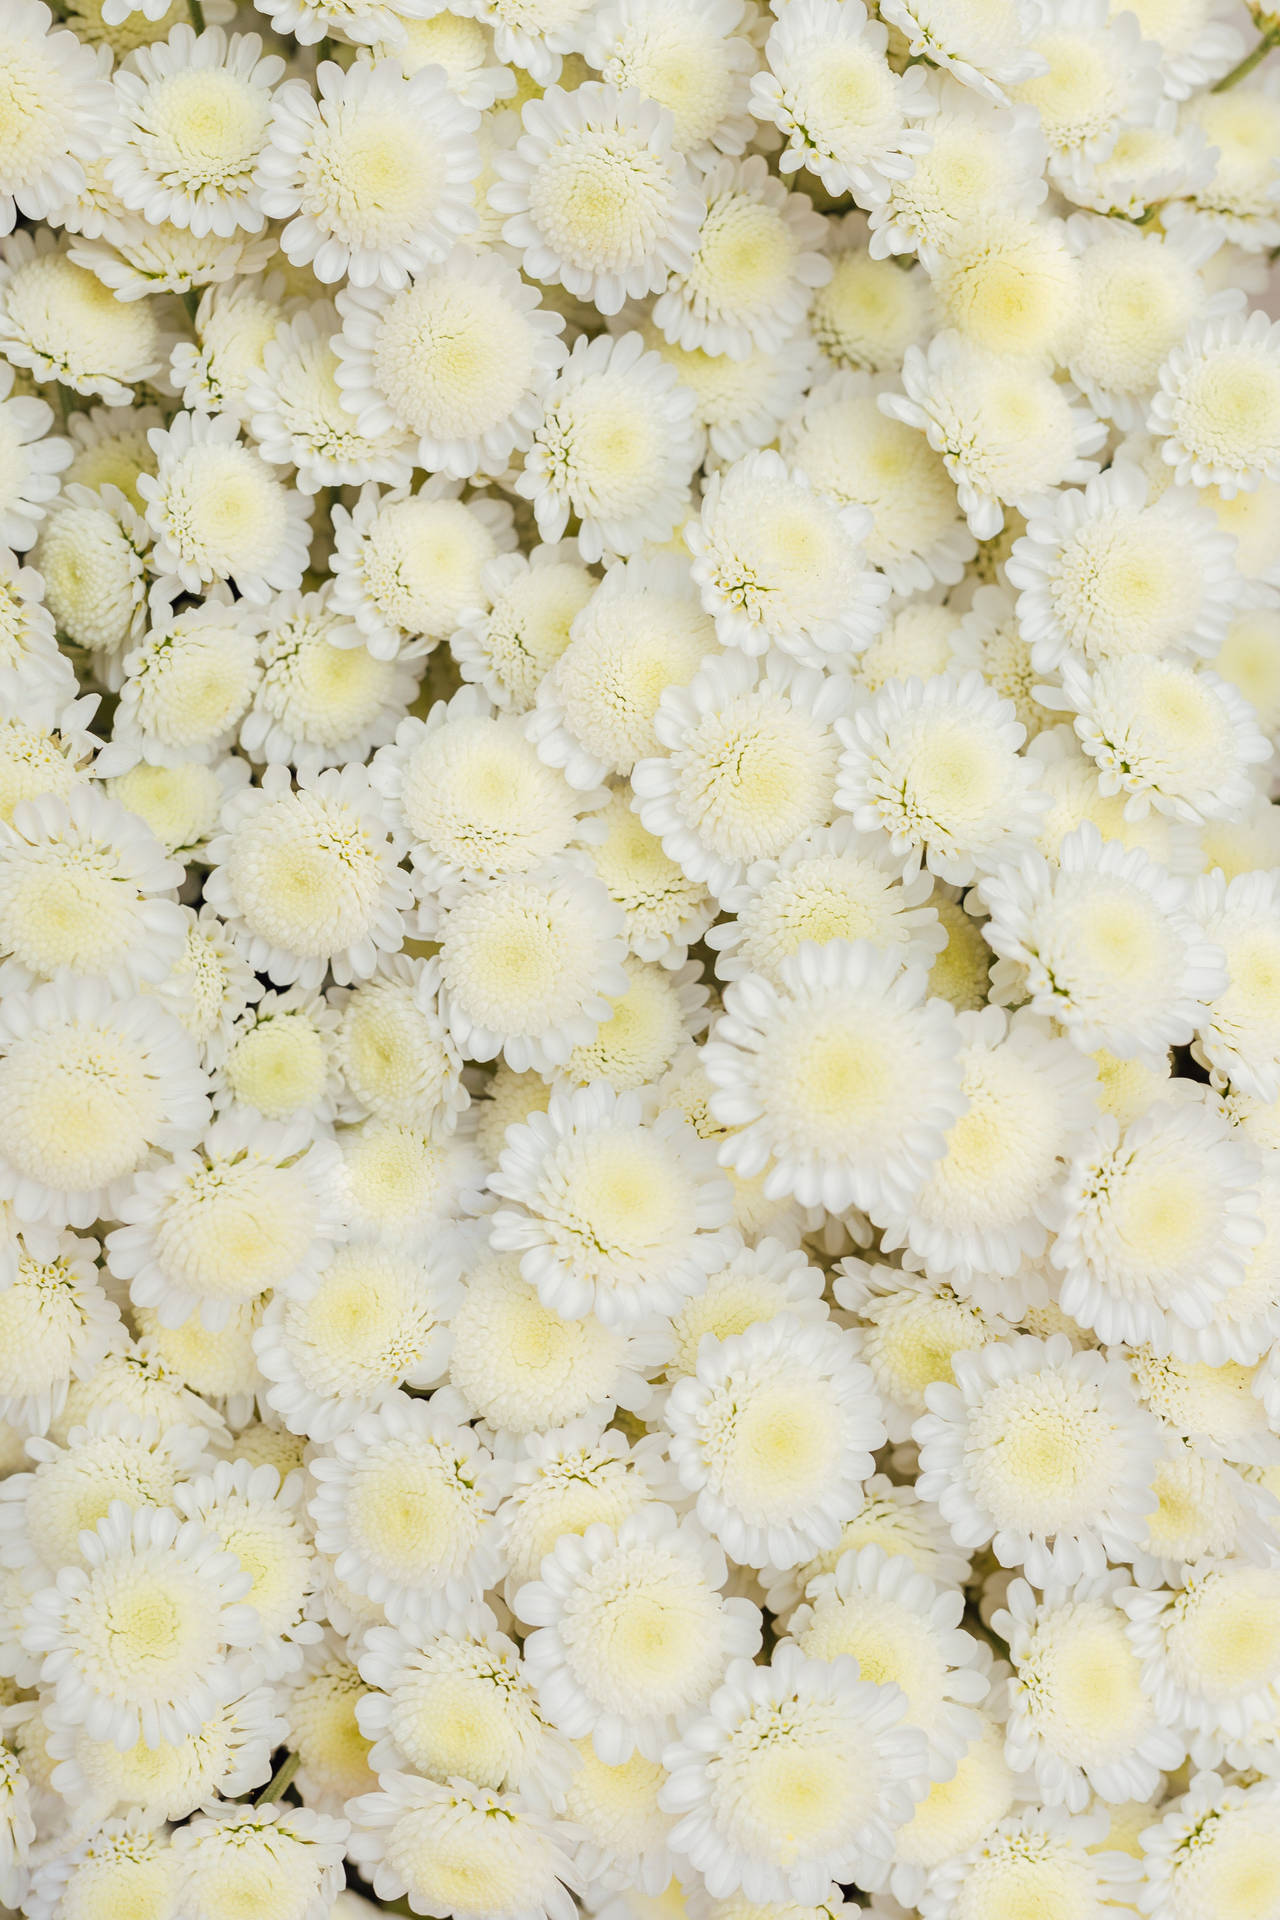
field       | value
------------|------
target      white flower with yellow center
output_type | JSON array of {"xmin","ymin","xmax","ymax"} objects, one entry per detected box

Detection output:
[
  {"xmin": 0, "ymin": 230, "xmax": 162, "ymax": 406},
  {"xmin": 914, "ymin": 1333, "xmax": 1163, "ymax": 1584},
  {"xmin": 365, "ymin": 7, "xmax": 514, "ymax": 110},
  {"xmin": 246, "ymin": 302, "xmax": 414, "ymax": 495},
  {"xmin": 330, "ymin": 478, "xmax": 514, "ymax": 660},
  {"xmin": 471, "ymin": 0, "xmax": 597, "ymax": 79},
  {"xmin": 665, "ymin": 1232, "xmax": 828, "ymax": 1382},
  {"xmin": 139, "ymin": 410, "xmax": 311, "ymax": 605},
  {"xmin": 171, "ymin": 1459, "xmax": 321, "ymax": 1683},
  {"xmin": 640, "ymin": 314, "xmax": 820, "ymax": 470},
  {"xmin": 339, "ymin": 1118, "xmax": 477, "ymax": 1253},
  {"xmin": 978, "ymin": 824, "xmax": 1226, "ymax": 1061},
  {"xmin": 878, "ymin": 0, "xmax": 1045, "ymax": 100},
  {"xmin": 1009, "ymin": 0, "xmax": 1163, "ymax": 180},
  {"xmin": 882, "ymin": 331, "xmax": 1105, "ymax": 540},
  {"xmin": 168, "ymin": 273, "xmax": 289, "ymax": 422},
  {"xmin": 528, "ymin": 553, "xmax": 718, "ymax": 791},
  {"xmin": 559, "ymin": 954, "xmax": 708, "ymax": 1091},
  {"xmin": 1022, "ymin": 724, "xmax": 1201, "ymax": 874},
  {"xmin": 1215, "ymin": 599, "xmax": 1280, "ymax": 741},
  {"xmin": 332, "ymin": 956, "xmax": 466, "ymax": 1135},
  {"xmin": 781, "ymin": 370, "xmax": 974, "ymax": 596},
  {"xmin": 135, "ymin": 1292, "xmax": 265, "ymax": 1425},
  {"xmin": 281, "ymin": 1633, "xmax": 376, "ymax": 1816},
  {"xmin": 308, "ymin": 1393, "xmax": 505, "ymax": 1630},
  {"xmin": 254, "ymin": 1243, "xmax": 458, "ymax": 1438},
  {"xmin": 0, "ymin": 364, "xmax": 71, "ymax": 553},
  {"xmin": 1130, "ymin": 1435, "xmax": 1275, "ymax": 1585},
  {"xmin": 660, "ymin": 1641, "xmax": 927, "ymax": 1904},
  {"xmin": 105, "ymin": 1113, "xmax": 345, "ymax": 1330},
  {"xmin": 0, "ymin": 546, "xmax": 70, "ymax": 706},
  {"xmin": 873, "ymin": 1713, "xmax": 1016, "ymax": 1911},
  {"xmin": 259, "ymin": 58, "xmax": 478, "ymax": 290},
  {"xmin": 491, "ymin": 82, "xmax": 701, "ymax": 315},
  {"xmin": 21, "ymin": 1502, "xmax": 257, "ymax": 1749},
  {"xmin": 0, "ymin": 682, "xmax": 96, "ymax": 826},
  {"xmin": 241, "ymin": 587, "xmax": 415, "ymax": 778},
  {"xmin": 663, "ymin": 1312, "xmax": 885, "ymax": 1569},
  {"xmin": 809, "ymin": 215, "xmax": 935, "ymax": 374},
  {"xmin": 203, "ymin": 762, "xmax": 412, "ymax": 989},
  {"xmin": 434, "ymin": 859, "xmax": 629, "ymax": 1073},
  {"xmin": 0, "ymin": 977, "xmax": 207, "ymax": 1229},
  {"xmin": 835, "ymin": 1259, "xmax": 1007, "ymax": 1441},
  {"xmin": 216, "ymin": 987, "xmax": 342, "ymax": 1132},
  {"xmin": 34, "ymin": 482, "xmax": 152, "ymax": 667},
  {"xmin": 765, "ymin": 1473, "xmax": 970, "ymax": 1618},
  {"xmin": 582, "ymin": 0, "xmax": 757, "ymax": 161},
  {"xmin": 496, "ymin": 1420, "xmax": 670, "ymax": 1595},
  {"xmin": 587, "ymin": 795, "xmax": 717, "ymax": 968},
  {"xmin": 563, "ymin": 1737, "xmax": 677, "ymax": 1897},
  {"xmin": 171, "ymin": 1802, "xmax": 348, "ymax": 1920},
  {"xmin": 0, "ymin": 0, "xmax": 113, "ymax": 237},
  {"xmin": 347, "ymin": 1772, "xmax": 581, "ymax": 1920},
  {"xmin": 487, "ymin": 1081, "xmax": 730, "ymax": 1326},
  {"xmin": 249, "ymin": 0, "xmax": 433, "ymax": 50},
  {"xmin": 919, "ymin": 1804, "xmax": 1139, "ymax": 1920},
  {"xmin": 688, "ymin": 449, "xmax": 888, "ymax": 667},
  {"xmin": 49, "ymin": 1327, "xmax": 231, "ymax": 1450},
  {"xmin": 631, "ymin": 649, "xmax": 850, "ymax": 900},
  {"xmin": 1121, "ymin": 1561, "xmax": 1280, "ymax": 1743},
  {"xmin": 0, "ymin": 1227, "xmax": 118, "ymax": 1431},
  {"xmin": 1062, "ymin": 98, "xmax": 1215, "ymax": 219},
  {"xmin": 704, "ymin": 939, "xmax": 966, "ymax": 1219},
  {"xmin": 1177, "ymin": 82, "xmax": 1280, "ymax": 252},
  {"xmin": 1194, "ymin": 869, "xmax": 1280, "ymax": 1102},
  {"xmin": 451, "ymin": 542, "xmax": 596, "ymax": 714},
  {"xmin": 1150, "ymin": 310, "xmax": 1280, "ymax": 496},
  {"xmin": 923, "ymin": 212, "xmax": 1079, "ymax": 366},
  {"xmin": 868, "ymin": 80, "xmax": 1047, "ymax": 259},
  {"xmin": 873, "ymin": 1007, "xmax": 1098, "ymax": 1283},
  {"xmin": 1129, "ymin": 1339, "xmax": 1277, "ymax": 1469},
  {"xmin": 1139, "ymin": 1773, "xmax": 1280, "ymax": 1920},
  {"xmin": 25, "ymin": 1816, "xmax": 179, "ymax": 1920},
  {"xmin": 517, "ymin": 329, "xmax": 700, "ymax": 562},
  {"xmin": 67, "ymin": 209, "xmax": 276, "ymax": 302},
  {"xmin": 95, "ymin": 596, "xmax": 263, "ymax": 776},
  {"xmin": 994, "ymin": 1572, "xmax": 1183, "ymax": 1811}
]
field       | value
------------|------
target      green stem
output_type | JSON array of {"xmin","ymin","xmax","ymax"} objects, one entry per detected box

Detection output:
[
  {"xmin": 180, "ymin": 284, "xmax": 201, "ymax": 328},
  {"xmin": 255, "ymin": 1752, "xmax": 300, "ymax": 1805},
  {"xmin": 188, "ymin": 0, "xmax": 205, "ymax": 29},
  {"xmin": 1212, "ymin": 22, "xmax": 1280, "ymax": 88}
]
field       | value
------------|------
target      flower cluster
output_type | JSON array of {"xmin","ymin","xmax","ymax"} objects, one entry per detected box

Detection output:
[{"xmin": 1, "ymin": 0, "xmax": 1280, "ymax": 1915}]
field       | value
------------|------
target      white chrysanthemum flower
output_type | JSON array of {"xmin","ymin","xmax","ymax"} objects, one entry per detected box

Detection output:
[
  {"xmin": 245, "ymin": 302, "xmax": 414, "ymax": 494},
  {"xmin": 348, "ymin": 1772, "xmax": 581, "ymax": 1920},
  {"xmin": 920, "ymin": 1803, "xmax": 1139, "ymax": 1920},
  {"xmin": 0, "ymin": 680, "xmax": 97, "ymax": 826},
  {"xmin": 216, "ymin": 987, "xmax": 342, "ymax": 1132},
  {"xmin": 270, "ymin": 76, "xmax": 478, "ymax": 302},
  {"xmin": 0, "ymin": 784, "xmax": 185, "ymax": 993},
  {"xmin": 664, "ymin": 1231, "xmax": 828, "ymax": 1381},
  {"xmin": 1023, "ymin": 723, "xmax": 1201, "ymax": 874},
  {"xmin": 631, "ymin": 649, "xmax": 849, "ymax": 900},
  {"xmin": 309, "ymin": 1394, "xmax": 505, "ymax": 1630},
  {"xmin": 750, "ymin": 0, "xmax": 933, "ymax": 202},
  {"xmin": 487, "ymin": 1081, "xmax": 730, "ymax": 1327},
  {"xmin": 24, "ymin": 1816, "xmax": 180, "ymax": 1920},
  {"xmin": 868, "ymin": 79, "xmax": 1046, "ymax": 259},
  {"xmin": 878, "ymin": 0, "xmax": 1045, "ymax": 98},
  {"xmin": 333, "ymin": 956, "xmax": 466, "ymax": 1135},
  {"xmin": 1007, "ymin": 0, "xmax": 1162, "ymax": 177},
  {"xmin": 135, "ymin": 1291, "xmax": 265, "ymax": 1425},
  {"xmin": 1139, "ymin": 1773, "xmax": 1280, "ymax": 1920},
  {"xmin": 559, "ymin": 952, "xmax": 707, "ymax": 1087},
  {"xmin": 1177, "ymin": 80, "xmax": 1280, "ymax": 252},
  {"xmin": 334, "ymin": 248, "xmax": 565, "ymax": 480},
  {"xmin": 249, "ymin": 0, "xmax": 433, "ymax": 50},
  {"xmin": 1149, "ymin": 310, "xmax": 1280, "ymax": 496},
  {"xmin": 203, "ymin": 762, "xmax": 412, "ymax": 989},
  {"xmin": 1195, "ymin": 869, "xmax": 1280, "ymax": 1101},
  {"xmin": 168, "ymin": 272, "xmax": 289, "ymax": 422},
  {"xmin": 922, "ymin": 211, "xmax": 1079, "ymax": 366},
  {"xmin": 871, "ymin": 1712, "xmax": 1016, "ymax": 1911},
  {"xmin": 96, "ymin": 604, "xmax": 264, "ymax": 784},
  {"xmin": 339, "ymin": 1118, "xmax": 477, "ymax": 1254},
  {"xmin": 0, "ymin": 1228, "xmax": 118, "ymax": 1432},
  {"xmin": 703, "ymin": 940, "xmax": 966, "ymax": 1218},
  {"xmin": 762, "ymin": 1477, "xmax": 967, "ymax": 1624},
  {"xmin": 515, "ymin": 1506, "xmax": 761, "ymax": 1762},
  {"xmin": 780, "ymin": 370, "xmax": 973, "ymax": 596},
  {"xmin": 171, "ymin": 1802, "xmax": 348, "ymax": 1920},
  {"xmin": 363, "ymin": 8, "xmax": 514, "ymax": 111},
  {"xmin": 661, "ymin": 1641, "xmax": 927, "ymax": 1904},
  {"xmin": 69, "ymin": 210, "xmax": 276, "ymax": 300},
  {"xmin": 281, "ymin": 1632, "xmax": 377, "ymax": 1816},
  {"xmin": 491, "ymin": 83, "xmax": 702, "ymax": 315},
  {"xmin": 1007, "ymin": 464, "xmax": 1242, "ymax": 674},
  {"xmin": 0, "ymin": 365, "xmax": 71, "ymax": 553},
  {"xmin": 582, "ymin": 0, "xmax": 757, "ymax": 160},
  {"xmin": 254, "ymin": 1244, "xmax": 458, "ymax": 1438},
  {"xmin": 0, "ymin": 547, "xmax": 71, "ymax": 705},
  {"xmin": 496, "ymin": 1419, "xmax": 670, "ymax": 1596},
  {"xmin": 32, "ymin": 482, "xmax": 151, "ymax": 666},
  {"xmin": 882, "ymin": 332, "xmax": 1105, "ymax": 540},
  {"xmin": 978, "ymin": 824, "xmax": 1227, "ymax": 1061},
  {"xmin": 587, "ymin": 790, "xmax": 715, "ymax": 967},
  {"xmin": 639, "ymin": 314, "xmax": 819, "ymax": 471},
  {"xmin": 1128, "ymin": 1339, "xmax": 1277, "ymax": 1471},
  {"xmin": 687, "ymin": 448, "xmax": 887, "ymax": 666},
  {"xmin": 139, "ymin": 411, "xmax": 311, "ymax": 605},
  {"xmin": 434, "ymin": 859, "xmax": 628, "ymax": 1073},
  {"xmin": 154, "ymin": 901, "xmax": 260, "ymax": 1071},
  {"xmin": 994, "ymin": 1571, "xmax": 1183, "ymax": 1811},
  {"xmin": 105, "ymin": 28, "xmax": 283, "ymax": 238},
  {"xmin": 834, "ymin": 1259, "xmax": 1007, "ymax": 1441},
  {"xmin": 371, "ymin": 686, "xmax": 596, "ymax": 893},
  {"xmin": 0, "ymin": 0, "xmax": 113, "ymax": 237},
  {"xmin": 1215, "ymin": 598, "xmax": 1280, "ymax": 738},
  {"xmin": 106, "ymin": 1113, "xmax": 343, "ymax": 1329},
  {"xmin": 0, "ymin": 231, "xmax": 162, "ymax": 405},
  {"xmin": 914, "ymin": 1333, "xmax": 1162, "ymax": 1584},
  {"xmin": 451, "ymin": 542, "xmax": 596, "ymax": 714},
  {"xmin": 1061, "ymin": 97, "xmax": 1215, "ymax": 218},
  {"xmin": 21, "ymin": 1503, "xmax": 257, "ymax": 1748},
  {"xmin": 1122, "ymin": 1562, "xmax": 1280, "ymax": 1744},
  {"xmin": 663, "ymin": 1312, "xmax": 885, "ymax": 1568},
  {"xmin": 518, "ymin": 330, "xmax": 699, "ymax": 562},
  {"xmin": 950, "ymin": 585, "xmax": 1042, "ymax": 741},
  {"xmin": 810, "ymin": 215, "xmax": 935, "ymax": 374},
  {"xmin": 562, "ymin": 1736, "xmax": 678, "ymax": 1897},
  {"xmin": 0, "ymin": 978, "xmax": 207, "ymax": 1229},
  {"xmin": 329, "ymin": 478, "xmax": 514, "ymax": 660},
  {"xmin": 241, "ymin": 586, "xmax": 416, "ymax": 777}
]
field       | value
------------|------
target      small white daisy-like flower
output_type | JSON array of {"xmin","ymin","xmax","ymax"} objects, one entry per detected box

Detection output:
[
  {"xmin": 1062, "ymin": 98, "xmax": 1215, "ymax": 218},
  {"xmin": 105, "ymin": 1112, "xmax": 345, "ymax": 1329},
  {"xmin": 329, "ymin": 478, "xmax": 515, "ymax": 660},
  {"xmin": 241, "ymin": 587, "xmax": 417, "ymax": 778},
  {"xmin": 339, "ymin": 1117, "xmax": 477, "ymax": 1255},
  {"xmin": 308, "ymin": 1392, "xmax": 504, "ymax": 1632},
  {"xmin": 994, "ymin": 1571, "xmax": 1184, "ymax": 1811},
  {"xmin": 0, "ymin": 0, "xmax": 113, "ymax": 238},
  {"xmin": 134, "ymin": 1292, "xmax": 265, "ymax": 1425},
  {"xmin": 884, "ymin": 331, "xmax": 1104, "ymax": 540},
  {"xmin": 0, "ymin": 680, "xmax": 97, "ymax": 827},
  {"xmin": 1008, "ymin": 0, "xmax": 1162, "ymax": 181},
  {"xmin": 1216, "ymin": 599, "xmax": 1280, "ymax": 737},
  {"xmin": 835, "ymin": 1258, "xmax": 1008, "ymax": 1441},
  {"xmin": 1177, "ymin": 80, "xmax": 1280, "ymax": 253},
  {"xmin": 0, "ymin": 784, "xmax": 185, "ymax": 994},
  {"xmin": 1149, "ymin": 309, "xmax": 1280, "ymax": 496},
  {"xmin": 245, "ymin": 302, "xmax": 415, "ymax": 495},
  {"xmin": 809, "ymin": 215, "xmax": 936, "ymax": 376},
  {"xmin": 0, "ymin": 1227, "xmax": 119, "ymax": 1433},
  {"xmin": 750, "ymin": 0, "xmax": 934, "ymax": 203},
  {"xmin": 139, "ymin": 410, "xmax": 311, "ymax": 605},
  {"xmin": 203, "ymin": 762, "xmax": 412, "ymax": 989},
  {"xmin": 868, "ymin": 79, "xmax": 1047, "ymax": 259},
  {"xmin": 978, "ymin": 823, "xmax": 1227, "ymax": 1062},
  {"xmin": 641, "ymin": 315, "xmax": 820, "ymax": 471},
  {"xmin": 334, "ymin": 248, "xmax": 566, "ymax": 481},
  {"xmin": 33, "ymin": 482, "xmax": 150, "ymax": 666},
  {"xmin": 1139, "ymin": 1773, "xmax": 1280, "ymax": 1920},
  {"xmin": 470, "ymin": 0, "xmax": 596, "ymax": 80},
  {"xmin": 171, "ymin": 1801, "xmax": 349, "ymax": 1920},
  {"xmin": 871, "ymin": 1713, "xmax": 1017, "ymax": 1911},
  {"xmin": 1122, "ymin": 1562, "xmax": 1280, "ymax": 1745},
  {"xmin": 703, "ymin": 939, "xmax": 966, "ymax": 1219},
  {"xmin": 914, "ymin": 1333, "xmax": 1162, "ymax": 1584},
  {"xmin": 582, "ymin": 0, "xmax": 757, "ymax": 161},
  {"xmin": 106, "ymin": 27, "xmax": 283, "ymax": 239},
  {"xmin": 1023, "ymin": 723, "xmax": 1201, "ymax": 874},
  {"xmin": 259, "ymin": 59, "xmax": 479, "ymax": 290},
  {"xmin": 1195, "ymin": 868, "xmax": 1280, "ymax": 1102},
  {"xmin": 664, "ymin": 1231, "xmax": 829, "ymax": 1381},
  {"xmin": 496, "ymin": 1419, "xmax": 670, "ymax": 1596},
  {"xmin": 21, "ymin": 1502, "xmax": 258, "ymax": 1749},
  {"xmin": 168, "ymin": 272, "xmax": 290, "ymax": 423},
  {"xmin": 0, "ymin": 364, "xmax": 71, "ymax": 553},
  {"xmin": 332, "ymin": 956, "xmax": 467, "ymax": 1136},
  {"xmin": 587, "ymin": 790, "xmax": 716, "ymax": 968},
  {"xmin": 450, "ymin": 542, "xmax": 596, "ymax": 714},
  {"xmin": 25, "ymin": 1816, "xmax": 180, "ymax": 1920},
  {"xmin": 518, "ymin": 329, "xmax": 699, "ymax": 562},
  {"xmin": 366, "ymin": 8, "xmax": 515, "ymax": 111},
  {"xmin": 0, "ymin": 547, "xmax": 71, "ymax": 705},
  {"xmin": 922, "ymin": 211, "xmax": 1080, "ymax": 367},
  {"xmin": 216, "ymin": 987, "xmax": 341, "ymax": 1133},
  {"xmin": 171, "ymin": 1458, "xmax": 321, "ymax": 1683},
  {"xmin": 687, "ymin": 448, "xmax": 888, "ymax": 667},
  {"xmin": 631, "ymin": 648, "xmax": 850, "ymax": 900},
  {"xmin": 282, "ymin": 1632, "xmax": 376, "ymax": 1816},
  {"xmin": 1006, "ymin": 463, "xmax": 1242, "ymax": 673},
  {"xmin": 660, "ymin": 1641, "xmax": 927, "ymax": 1904},
  {"xmin": 70, "ymin": 210, "xmax": 276, "ymax": 300},
  {"xmin": 0, "ymin": 977, "xmax": 208, "ymax": 1229},
  {"xmin": 515, "ymin": 1506, "xmax": 761, "ymax": 1762},
  {"xmin": 491, "ymin": 83, "xmax": 703, "ymax": 316},
  {"xmin": 487, "ymin": 1081, "xmax": 730, "ymax": 1327},
  {"xmin": 0, "ymin": 230, "xmax": 163, "ymax": 406},
  {"xmin": 878, "ymin": 0, "xmax": 1045, "ymax": 101},
  {"xmin": 920, "ymin": 1803, "xmax": 1139, "ymax": 1920},
  {"xmin": 663, "ymin": 1311, "xmax": 885, "ymax": 1568},
  {"xmin": 93, "ymin": 596, "xmax": 264, "ymax": 775},
  {"xmin": 556, "ymin": 952, "xmax": 707, "ymax": 1088},
  {"xmin": 347, "ymin": 1772, "xmax": 581, "ymax": 1920}
]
